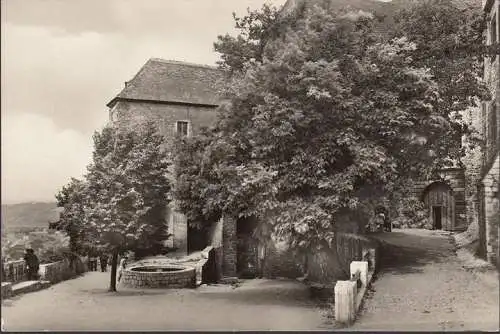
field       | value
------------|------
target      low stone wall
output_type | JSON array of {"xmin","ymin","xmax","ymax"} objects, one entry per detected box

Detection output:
[
  {"xmin": 2, "ymin": 256, "xmax": 88, "ymax": 286},
  {"xmin": 121, "ymin": 265, "xmax": 196, "ymax": 289},
  {"xmin": 39, "ymin": 259, "xmax": 74, "ymax": 283}
]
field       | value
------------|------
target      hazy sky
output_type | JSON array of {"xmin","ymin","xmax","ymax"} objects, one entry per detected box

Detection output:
[{"xmin": 1, "ymin": 0, "xmax": 288, "ymax": 204}]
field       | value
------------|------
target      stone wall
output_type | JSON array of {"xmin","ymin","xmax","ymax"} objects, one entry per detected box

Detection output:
[
  {"xmin": 482, "ymin": 155, "xmax": 499, "ymax": 267},
  {"xmin": 112, "ymin": 100, "xmax": 217, "ymax": 140},
  {"xmin": 482, "ymin": 0, "xmax": 500, "ymax": 267},
  {"xmin": 222, "ymin": 215, "xmax": 237, "ymax": 277},
  {"xmin": 462, "ymin": 106, "xmax": 484, "ymax": 230},
  {"xmin": 2, "ymin": 257, "xmax": 87, "ymax": 285},
  {"xmin": 39, "ymin": 259, "xmax": 74, "ymax": 284}
]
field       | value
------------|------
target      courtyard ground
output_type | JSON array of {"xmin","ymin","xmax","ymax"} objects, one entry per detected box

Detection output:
[
  {"xmin": 2, "ymin": 228, "xmax": 498, "ymax": 331},
  {"xmin": 351, "ymin": 228, "xmax": 500, "ymax": 331},
  {"xmin": 1, "ymin": 273, "xmax": 328, "ymax": 331}
]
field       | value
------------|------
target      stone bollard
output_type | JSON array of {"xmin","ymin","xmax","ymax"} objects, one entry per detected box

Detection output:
[
  {"xmin": 350, "ymin": 261, "xmax": 368, "ymax": 287},
  {"xmin": 334, "ymin": 280, "xmax": 357, "ymax": 325}
]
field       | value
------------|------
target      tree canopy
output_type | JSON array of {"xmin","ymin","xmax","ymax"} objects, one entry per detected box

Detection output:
[
  {"xmin": 56, "ymin": 121, "xmax": 172, "ymax": 291},
  {"xmin": 175, "ymin": 0, "xmax": 490, "ymax": 252}
]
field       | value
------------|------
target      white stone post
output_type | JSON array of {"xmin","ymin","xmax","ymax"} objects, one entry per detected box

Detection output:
[
  {"xmin": 350, "ymin": 261, "xmax": 368, "ymax": 287},
  {"xmin": 334, "ymin": 280, "xmax": 357, "ymax": 325}
]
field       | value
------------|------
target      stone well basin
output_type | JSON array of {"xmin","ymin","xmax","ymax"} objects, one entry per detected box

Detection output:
[{"xmin": 120, "ymin": 264, "xmax": 196, "ymax": 289}]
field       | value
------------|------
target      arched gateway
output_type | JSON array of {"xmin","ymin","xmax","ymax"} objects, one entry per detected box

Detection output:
[{"xmin": 421, "ymin": 182, "xmax": 455, "ymax": 230}]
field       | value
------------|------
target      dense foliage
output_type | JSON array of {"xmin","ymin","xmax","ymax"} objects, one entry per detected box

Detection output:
[
  {"xmin": 175, "ymin": 0, "xmax": 490, "ymax": 254},
  {"xmin": 56, "ymin": 122, "xmax": 172, "ymax": 291}
]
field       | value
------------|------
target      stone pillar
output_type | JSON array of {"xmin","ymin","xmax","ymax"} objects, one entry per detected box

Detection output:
[
  {"xmin": 350, "ymin": 261, "xmax": 368, "ymax": 287},
  {"xmin": 334, "ymin": 280, "xmax": 357, "ymax": 325},
  {"xmin": 222, "ymin": 214, "xmax": 237, "ymax": 277}
]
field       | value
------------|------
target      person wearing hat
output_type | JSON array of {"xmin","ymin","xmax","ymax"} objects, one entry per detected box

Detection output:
[{"xmin": 23, "ymin": 248, "xmax": 40, "ymax": 280}]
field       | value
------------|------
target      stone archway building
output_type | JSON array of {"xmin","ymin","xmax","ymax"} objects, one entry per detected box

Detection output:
[{"xmin": 411, "ymin": 168, "xmax": 467, "ymax": 232}]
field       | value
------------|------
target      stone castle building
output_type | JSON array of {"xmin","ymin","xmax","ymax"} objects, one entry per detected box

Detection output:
[{"xmin": 107, "ymin": 58, "xmax": 223, "ymax": 256}]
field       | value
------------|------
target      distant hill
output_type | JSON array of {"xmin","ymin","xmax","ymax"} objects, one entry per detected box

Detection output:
[{"xmin": 1, "ymin": 202, "xmax": 61, "ymax": 233}]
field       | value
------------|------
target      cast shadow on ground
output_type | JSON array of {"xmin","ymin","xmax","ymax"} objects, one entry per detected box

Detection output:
[
  {"xmin": 373, "ymin": 232, "xmax": 454, "ymax": 275},
  {"xmin": 80, "ymin": 287, "xmax": 176, "ymax": 297},
  {"xmin": 194, "ymin": 282, "xmax": 319, "ymax": 309}
]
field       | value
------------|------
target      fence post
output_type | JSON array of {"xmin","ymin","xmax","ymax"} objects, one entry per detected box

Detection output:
[
  {"xmin": 334, "ymin": 280, "xmax": 357, "ymax": 325},
  {"xmin": 350, "ymin": 261, "xmax": 368, "ymax": 287}
]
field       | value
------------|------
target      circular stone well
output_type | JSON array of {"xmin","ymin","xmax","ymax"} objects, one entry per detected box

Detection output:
[{"xmin": 121, "ymin": 265, "xmax": 196, "ymax": 289}]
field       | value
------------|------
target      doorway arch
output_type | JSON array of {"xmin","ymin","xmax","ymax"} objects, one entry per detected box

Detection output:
[{"xmin": 421, "ymin": 182, "xmax": 455, "ymax": 231}]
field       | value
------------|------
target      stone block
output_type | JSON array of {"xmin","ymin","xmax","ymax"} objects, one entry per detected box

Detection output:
[
  {"xmin": 350, "ymin": 261, "xmax": 368, "ymax": 287},
  {"xmin": 334, "ymin": 280, "xmax": 357, "ymax": 325}
]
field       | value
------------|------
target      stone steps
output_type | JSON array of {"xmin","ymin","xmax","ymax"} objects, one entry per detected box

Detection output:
[
  {"xmin": 1, "ymin": 282, "xmax": 13, "ymax": 299},
  {"xmin": 10, "ymin": 280, "xmax": 52, "ymax": 297}
]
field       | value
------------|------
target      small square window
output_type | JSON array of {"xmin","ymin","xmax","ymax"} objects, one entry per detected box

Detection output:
[{"xmin": 176, "ymin": 121, "xmax": 189, "ymax": 137}]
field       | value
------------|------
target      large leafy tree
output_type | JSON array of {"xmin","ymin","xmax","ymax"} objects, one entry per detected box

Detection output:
[
  {"xmin": 56, "ymin": 121, "xmax": 172, "ymax": 291},
  {"xmin": 175, "ymin": 1, "xmax": 489, "ymax": 256}
]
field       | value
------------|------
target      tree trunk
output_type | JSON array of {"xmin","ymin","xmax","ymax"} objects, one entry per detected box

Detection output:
[{"xmin": 109, "ymin": 250, "xmax": 119, "ymax": 292}]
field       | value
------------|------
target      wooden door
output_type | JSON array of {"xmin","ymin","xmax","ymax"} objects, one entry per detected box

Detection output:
[{"xmin": 423, "ymin": 183, "xmax": 455, "ymax": 231}]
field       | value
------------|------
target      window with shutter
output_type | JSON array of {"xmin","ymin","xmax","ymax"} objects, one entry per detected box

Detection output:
[{"xmin": 176, "ymin": 121, "xmax": 189, "ymax": 137}]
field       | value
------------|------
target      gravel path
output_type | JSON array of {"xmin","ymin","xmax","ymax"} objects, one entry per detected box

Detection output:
[
  {"xmin": 1, "ymin": 273, "xmax": 327, "ymax": 331},
  {"xmin": 351, "ymin": 228, "xmax": 500, "ymax": 331}
]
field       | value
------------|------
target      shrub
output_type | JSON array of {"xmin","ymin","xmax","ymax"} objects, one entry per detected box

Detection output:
[{"xmin": 392, "ymin": 198, "xmax": 431, "ymax": 229}]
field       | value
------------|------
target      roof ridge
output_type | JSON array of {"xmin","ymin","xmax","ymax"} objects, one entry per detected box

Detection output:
[{"xmin": 149, "ymin": 58, "xmax": 220, "ymax": 70}]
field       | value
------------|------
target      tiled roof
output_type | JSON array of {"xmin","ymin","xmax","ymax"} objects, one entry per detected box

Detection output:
[{"xmin": 107, "ymin": 58, "xmax": 225, "ymax": 108}]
